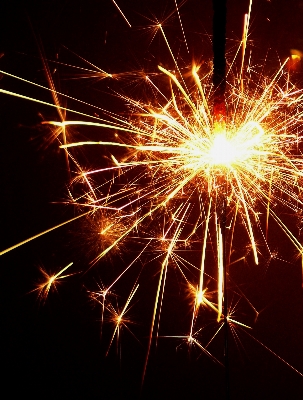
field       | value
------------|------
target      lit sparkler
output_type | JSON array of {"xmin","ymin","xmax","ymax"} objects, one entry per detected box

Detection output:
[
  {"xmin": 1, "ymin": 0, "xmax": 303, "ymax": 385},
  {"xmin": 58, "ymin": 58, "xmax": 303, "ymax": 313}
]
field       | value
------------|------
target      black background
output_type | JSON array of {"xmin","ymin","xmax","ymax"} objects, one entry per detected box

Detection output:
[{"xmin": 1, "ymin": 0, "xmax": 303, "ymax": 398}]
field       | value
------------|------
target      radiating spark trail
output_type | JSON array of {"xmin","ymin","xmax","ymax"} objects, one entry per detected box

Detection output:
[
  {"xmin": 106, "ymin": 283, "xmax": 139, "ymax": 355},
  {"xmin": 111, "ymin": 0, "xmax": 132, "ymax": 28},
  {"xmin": 33, "ymin": 262, "xmax": 74, "ymax": 303},
  {"xmin": 174, "ymin": 0, "xmax": 189, "ymax": 54},
  {"xmin": 241, "ymin": 327, "xmax": 303, "ymax": 378},
  {"xmin": 0, "ymin": 212, "xmax": 92, "ymax": 256},
  {"xmin": 0, "ymin": 88, "xmax": 112, "ymax": 123},
  {"xmin": 0, "ymin": 69, "xmax": 113, "ymax": 118},
  {"xmin": 171, "ymin": 334, "xmax": 224, "ymax": 366},
  {"xmin": 240, "ymin": 0, "xmax": 253, "ymax": 91}
]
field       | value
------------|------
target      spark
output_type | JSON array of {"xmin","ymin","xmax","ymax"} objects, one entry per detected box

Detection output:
[
  {"xmin": 0, "ymin": 211, "xmax": 91, "ymax": 256},
  {"xmin": 33, "ymin": 262, "xmax": 74, "ymax": 303},
  {"xmin": 106, "ymin": 283, "xmax": 139, "ymax": 355},
  {"xmin": 111, "ymin": 0, "xmax": 132, "ymax": 28}
]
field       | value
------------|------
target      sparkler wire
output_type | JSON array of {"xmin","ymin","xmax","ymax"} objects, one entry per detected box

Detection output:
[{"xmin": 212, "ymin": 0, "xmax": 229, "ymax": 397}]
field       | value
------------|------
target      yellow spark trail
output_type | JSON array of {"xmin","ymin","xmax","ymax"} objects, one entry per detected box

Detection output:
[
  {"xmin": 111, "ymin": 0, "xmax": 132, "ymax": 27},
  {"xmin": 33, "ymin": 262, "xmax": 74, "ymax": 303},
  {"xmin": 0, "ymin": 211, "xmax": 92, "ymax": 256}
]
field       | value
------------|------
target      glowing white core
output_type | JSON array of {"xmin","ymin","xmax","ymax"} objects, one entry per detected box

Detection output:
[{"xmin": 209, "ymin": 133, "xmax": 236, "ymax": 166}]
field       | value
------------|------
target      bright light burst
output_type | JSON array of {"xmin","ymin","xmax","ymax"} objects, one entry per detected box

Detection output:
[
  {"xmin": 33, "ymin": 262, "xmax": 74, "ymax": 304},
  {"xmin": 58, "ymin": 58, "xmax": 303, "ymax": 312},
  {"xmin": 1, "ymin": 0, "xmax": 303, "ymax": 381},
  {"xmin": 57, "ymin": 54, "xmax": 303, "ymax": 372}
]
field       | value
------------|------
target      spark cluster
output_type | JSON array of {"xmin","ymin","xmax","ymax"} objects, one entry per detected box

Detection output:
[
  {"xmin": 57, "ymin": 56, "xmax": 303, "ymax": 360},
  {"xmin": 1, "ymin": 0, "xmax": 303, "ymax": 377}
]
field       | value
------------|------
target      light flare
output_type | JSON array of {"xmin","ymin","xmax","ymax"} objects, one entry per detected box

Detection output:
[
  {"xmin": 33, "ymin": 262, "xmax": 74, "ymax": 303},
  {"xmin": 1, "ymin": 0, "xmax": 303, "ymax": 379}
]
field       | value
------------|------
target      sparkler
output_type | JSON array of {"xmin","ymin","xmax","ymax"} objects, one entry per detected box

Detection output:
[{"xmin": 1, "ymin": 0, "xmax": 303, "ymax": 394}]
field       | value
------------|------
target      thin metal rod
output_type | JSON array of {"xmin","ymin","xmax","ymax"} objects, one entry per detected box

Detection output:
[
  {"xmin": 212, "ymin": 0, "xmax": 229, "ymax": 398},
  {"xmin": 220, "ymin": 195, "xmax": 229, "ymax": 400},
  {"xmin": 212, "ymin": 0, "xmax": 227, "ymax": 121}
]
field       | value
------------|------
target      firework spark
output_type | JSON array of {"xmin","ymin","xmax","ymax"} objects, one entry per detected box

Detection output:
[
  {"xmin": 33, "ymin": 262, "xmax": 74, "ymax": 304},
  {"xmin": 58, "ymin": 59, "xmax": 303, "ymax": 313},
  {"xmin": 1, "ymin": 0, "xmax": 303, "ymax": 387}
]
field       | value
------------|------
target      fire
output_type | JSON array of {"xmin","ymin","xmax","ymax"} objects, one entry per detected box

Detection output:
[{"xmin": 0, "ymin": 0, "xmax": 303, "ymax": 379}]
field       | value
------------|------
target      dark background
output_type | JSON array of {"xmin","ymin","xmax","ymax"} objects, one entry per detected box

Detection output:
[{"xmin": 1, "ymin": 0, "xmax": 303, "ymax": 398}]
